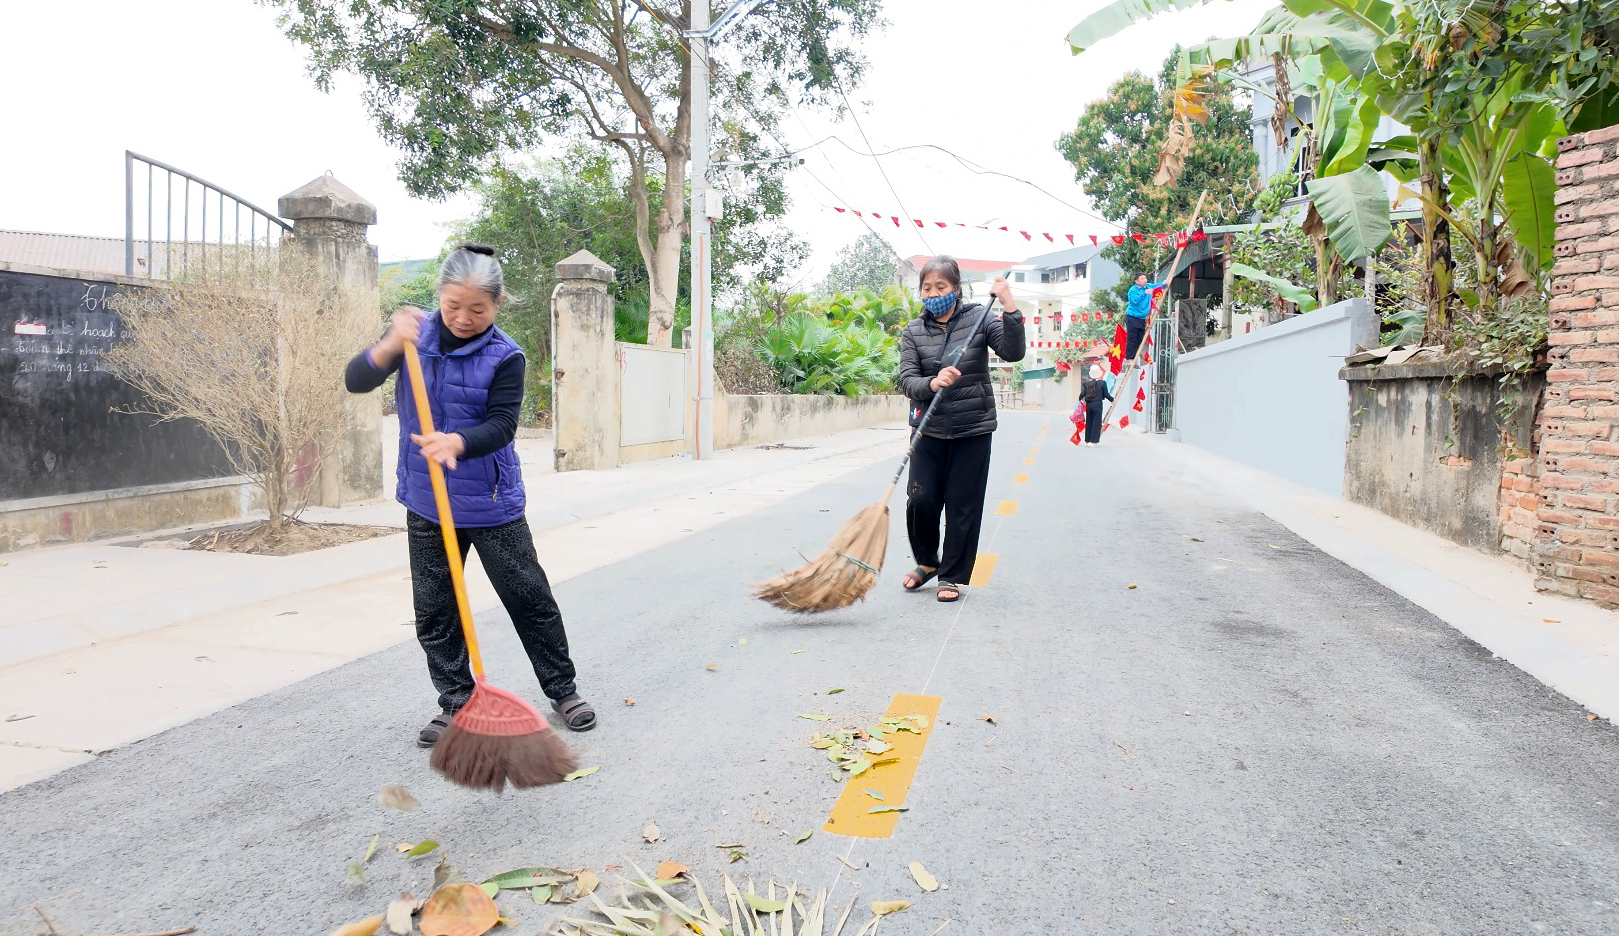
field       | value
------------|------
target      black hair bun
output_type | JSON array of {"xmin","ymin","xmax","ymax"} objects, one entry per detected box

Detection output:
[{"xmin": 459, "ymin": 243, "xmax": 496, "ymax": 256}]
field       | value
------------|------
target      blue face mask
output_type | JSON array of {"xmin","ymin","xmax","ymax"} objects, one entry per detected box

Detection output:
[{"xmin": 922, "ymin": 294, "xmax": 956, "ymax": 319}]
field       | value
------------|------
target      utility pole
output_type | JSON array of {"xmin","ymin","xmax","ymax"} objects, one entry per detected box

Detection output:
[
  {"xmin": 687, "ymin": 0, "xmax": 765, "ymax": 460},
  {"xmin": 689, "ymin": 0, "xmax": 714, "ymax": 460}
]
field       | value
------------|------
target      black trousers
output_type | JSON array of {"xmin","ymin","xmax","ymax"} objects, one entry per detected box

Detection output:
[
  {"xmin": 1125, "ymin": 316, "xmax": 1147, "ymax": 360},
  {"xmin": 1085, "ymin": 399, "xmax": 1105, "ymax": 443},
  {"xmin": 905, "ymin": 432, "xmax": 994, "ymax": 585},
  {"xmin": 406, "ymin": 511, "xmax": 578, "ymax": 712}
]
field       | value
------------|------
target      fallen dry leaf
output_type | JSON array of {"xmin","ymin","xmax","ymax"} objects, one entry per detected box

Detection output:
[
  {"xmin": 625, "ymin": 698, "xmax": 637, "ymax": 706},
  {"xmin": 644, "ymin": 821, "xmax": 661, "ymax": 843},
  {"xmin": 563, "ymin": 765, "xmax": 601, "ymax": 782},
  {"xmin": 1126, "ymin": 584, "xmax": 1138, "ymax": 590},
  {"xmin": 728, "ymin": 849, "xmax": 746, "ymax": 863},
  {"xmin": 980, "ymin": 715, "xmax": 996, "ymax": 726},
  {"xmin": 1589, "ymin": 714, "xmax": 1601, "ymax": 722},
  {"xmin": 386, "ymin": 898, "xmax": 415, "ymax": 935},
  {"xmin": 1544, "ymin": 619, "xmax": 1561, "ymax": 624},
  {"xmin": 573, "ymin": 869, "xmax": 600, "ymax": 898},
  {"xmin": 330, "ymin": 916, "xmax": 384, "ymax": 936},
  {"xmin": 793, "ymin": 830, "xmax": 813, "ymax": 844},
  {"xmin": 705, "ymin": 663, "xmax": 720, "ymax": 671},
  {"xmin": 909, "ymin": 861, "xmax": 939, "ymax": 892},
  {"xmin": 655, "ymin": 860, "xmax": 689, "ymax": 879},
  {"xmin": 419, "ymin": 882, "xmax": 500, "ymax": 936},
  {"xmin": 871, "ymin": 900, "xmax": 910, "ymax": 916}
]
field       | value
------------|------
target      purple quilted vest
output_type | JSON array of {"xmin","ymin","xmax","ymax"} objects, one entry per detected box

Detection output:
[{"xmin": 395, "ymin": 314, "xmax": 526, "ymax": 527}]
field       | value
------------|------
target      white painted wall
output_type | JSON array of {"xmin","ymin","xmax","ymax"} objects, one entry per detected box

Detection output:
[
  {"xmin": 619, "ymin": 344, "xmax": 687, "ymax": 446},
  {"xmin": 1173, "ymin": 298, "xmax": 1378, "ymax": 495}
]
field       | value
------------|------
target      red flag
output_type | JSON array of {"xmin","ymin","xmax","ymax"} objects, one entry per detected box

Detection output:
[
  {"xmin": 1132, "ymin": 233, "xmax": 1146, "ymax": 242},
  {"xmin": 1156, "ymin": 232, "xmax": 1171, "ymax": 246},
  {"xmin": 1067, "ymin": 234, "xmax": 1076, "ymax": 245},
  {"xmin": 1176, "ymin": 231, "xmax": 1190, "ymax": 248},
  {"xmin": 1020, "ymin": 231, "xmax": 1032, "ymax": 240},
  {"xmin": 1112, "ymin": 235, "xmax": 1126, "ymax": 245},
  {"xmin": 1044, "ymin": 233, "xmax": 1055, "ymax": 242},
  {"xmin": 998, "ymin": 226, "xmax": 1009, "ymax": 232},
  {"xmin": 1191, "ymin": 228, "xmax": 1207, "ymax": 242},
  {"xmin": 892, "ymin": 216, "xmax": 901, "ymax": 227},
  {"xmin": 853, "ymin": 210, "xmax": 863, "ymax": 217},
  {"xmin": 914, "ymin": 219, "xmax": 924, "ymax": 228},
  {"xmin": 1090, "ymin": 235, "xmax": 1099, "ymax": 246},
  {"xmin": 1120, "ymin": 414, "xmax": 1130, "ymax": 429},
  {"xmin": 1033, "ymin": 315, "xmax": 1041, "ymax": 324},
  {"xmin": 834, "ymin": 207, "xmax": 846, "ymax": 213},
  {"xmin": 935, "ymin": 221, "xmax": 948, "ymax": 228},
  {"xmin": 1108, "ymin": 324, "xmax": 1127, "ymax": 375}
]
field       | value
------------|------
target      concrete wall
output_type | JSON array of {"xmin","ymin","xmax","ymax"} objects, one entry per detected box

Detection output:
[
  {"xmin": 715, "ymin": 393, "xmax": 906, "ymax": 449},
  {"xmin": 1342, "ymin": 360, "xmax": 1543, "ymax": 552},
  {"xmin": 1174, "ymin": 298, "xmax": 1378, "ymax": 495},
  {"xmin": 0, "ymin": 476, "xmax": 256, "ymax": 553}
]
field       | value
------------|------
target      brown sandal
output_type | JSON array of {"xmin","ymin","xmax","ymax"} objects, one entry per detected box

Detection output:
[
  {"xmin": 903, "ymin": 566, "xmax": 938, "ymax": 591},
  {"xmin": 936, "ymin": 582, "xmax": 961, "ymax": 603}
]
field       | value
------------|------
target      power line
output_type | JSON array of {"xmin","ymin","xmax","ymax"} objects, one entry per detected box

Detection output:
[{"xmin": 827, "ymin": 78, "xmax": 934, "ymax": 255}]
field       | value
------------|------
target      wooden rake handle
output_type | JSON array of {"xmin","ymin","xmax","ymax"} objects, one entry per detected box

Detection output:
[
  {"xmin": 886, "ymin": 291, "xmax": 1003, "ymax": 495},
  {"xmin": 403, "ymin": 340, "xmax": 486, "ymax": 679}
]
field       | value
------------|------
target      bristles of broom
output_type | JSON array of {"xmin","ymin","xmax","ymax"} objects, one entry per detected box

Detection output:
[
  {"xmin": 752, "ymin": 501, "xmax": 890, "ymax": 613},
  {"xmin": 430, "ymin": 680, "xmax": 578, "ymax": 792},
  {"xmin": 430, "ymin": 721, "xmax": 577, "ymax": 792}
]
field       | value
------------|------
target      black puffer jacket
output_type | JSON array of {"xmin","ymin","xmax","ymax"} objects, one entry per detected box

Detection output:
[{"xmin": 898, "ymin": 301, "xmax": 1026, "ymax": 440}]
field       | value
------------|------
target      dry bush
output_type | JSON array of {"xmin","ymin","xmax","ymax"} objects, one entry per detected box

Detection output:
[{"xmin": 106, "ymin": 250, "xmax": 369, "ymax": 533}]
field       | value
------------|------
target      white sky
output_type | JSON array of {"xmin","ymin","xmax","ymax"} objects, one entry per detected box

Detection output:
[{"xmin": 0, "ymin": 0, "xmax": 1272, "ymax": 278}]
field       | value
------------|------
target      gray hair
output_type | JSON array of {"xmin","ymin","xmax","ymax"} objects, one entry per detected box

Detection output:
[{"xmin": 437, "ymin": 243, "xmax": 505, "ymax": 303}]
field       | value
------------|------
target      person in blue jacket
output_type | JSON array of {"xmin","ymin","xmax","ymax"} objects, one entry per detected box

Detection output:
[
  {"xmin": 345, "ymin": 243, "xmax": 595, "ymax": 748},
  {"xmin": 1124, "ymin": 272, "xmax": 1167, "ymax": 360}
]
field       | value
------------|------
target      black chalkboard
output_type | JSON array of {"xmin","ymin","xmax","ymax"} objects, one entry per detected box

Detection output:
[{"xmin": 0, "ymin": 269, "xmax": 234, "ymax": 501}]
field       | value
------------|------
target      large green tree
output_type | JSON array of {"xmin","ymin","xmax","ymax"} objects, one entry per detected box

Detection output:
[
  {"xmin": 821, "ymin": 232, "xmax": 901, "ymax": 296},
  {"xmin": 1055, "ymin": 49, "xmax": 1258, "ymax": 309},
  {"xmin": 269, "ymin": 0, "xmax": 878, "ymax": 347}
]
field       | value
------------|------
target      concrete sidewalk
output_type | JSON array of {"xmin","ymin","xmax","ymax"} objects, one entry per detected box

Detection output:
[
  {"xmin": 0, "ymin": 422, "xmax": 910, "ymax": 790},
  {"xmin": 1146, "ymin": 432, "xmax": 1619, "ymax": 721}
]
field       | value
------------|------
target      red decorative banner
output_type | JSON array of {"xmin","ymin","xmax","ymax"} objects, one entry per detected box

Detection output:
[{"xmin": 827, "ymin": 206, "xmax": 1207, "ymax": 249}]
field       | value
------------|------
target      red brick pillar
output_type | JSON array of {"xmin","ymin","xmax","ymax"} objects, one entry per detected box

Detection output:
[{"xmin": 1534, "ymin": 125, "xmax": 1619, "ymax": 604}]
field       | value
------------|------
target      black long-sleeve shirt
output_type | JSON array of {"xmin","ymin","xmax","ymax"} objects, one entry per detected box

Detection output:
[{"xmin": 345, "ymin": 319, "xmax": 524, "ymax": 459}]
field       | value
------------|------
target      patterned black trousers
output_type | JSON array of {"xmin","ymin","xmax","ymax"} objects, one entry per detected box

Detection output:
[{"xmin": 406, "ymin": 511, "xmax": 578, "ymax": 712}]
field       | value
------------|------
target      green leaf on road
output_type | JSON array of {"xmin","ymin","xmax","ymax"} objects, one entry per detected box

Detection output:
[
  {"xmin": 405, "ymin": 839, "xmax": 439, "ymax": 858},
  {"xmin": 563, "ymin": 765, "xmax": 601, "ymax": 782},
  {"xmin": 433, "ymin": 854, "xmax": 458, "ymax": 889},
  {"xmin": 864, "ymin": 789, "xmax": 885, "ymax": 800},
  {"xmin": 728, "ymin": 849, "xmax": 746, "ymax": 863},
  {"xmin": 798, "ymin": 713, "xmax": 831, "ymax": 721},
  {"xmin": 743, "ymin": 893, "xmax": 786, "ymax": 913},
  {"xmin": 480, "ymin": 882, "xmax": 499, "ymax": 899},
  {"xmin": 532, "ymin": 884, "xmax": 554, "ymax": 904},
  {"xmin": 484, "ymin": 867, "xmax": 573, "ymax": 889},
  {"xmin": 738, "ymin": 637, "xmax": 747, "ymax": 645},
  {"xmin": 848, "ymin": 756, "xmax": 874, "ymax": 777},
  {"xmin": 826, "ymin": 688, "xmax": 844, "ymax": 694},
  {"xmin": 868, "ymin": 807, "xmax": 909, "ymax": 814},
  {"xmin": 793, "ymin": 830, "xmax": 813, "ymax": 844},
  {"xmin": 361, "ymin": 834, "xmax": 379, "ymax": 864}
]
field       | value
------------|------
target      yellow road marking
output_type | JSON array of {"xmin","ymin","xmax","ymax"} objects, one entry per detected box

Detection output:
[
  {"xmin": 968, "ymin": 553, "xmax": 998, "ymax": 586},
  {"xmin": 994, "ymin": 499, "xmax": 1018, "ymax": 517},
  {"xmin": 1023, "ymin": 458, "xmax": 1035, "ymax": 465},
  {"xmin": 1013, "ymin": 473, "xmax": 1030, "ymax": 483},
  {"xmin": 1030, "ymin": 447, "xmax": 1040, "ymax": 455},
  {"xmin": 823, "ymin": 693, "xmax": 943, "ymax": 839}
]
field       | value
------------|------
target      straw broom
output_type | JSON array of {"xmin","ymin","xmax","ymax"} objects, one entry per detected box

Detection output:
[
  {"xmin": 400, "ymin": 339, "xmax": 577, "ymax": 791},
  {"xmin": 753, "ymin": 292, "xmax": 1002, "ymax": 613}
]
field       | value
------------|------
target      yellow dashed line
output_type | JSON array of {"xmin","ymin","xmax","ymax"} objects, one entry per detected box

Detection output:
[
  {"xmin": 995, "ymin": 499, "xmax": 1018, "ymax": 517},
  {"xmin": 1013, "ymin": 473, "xmax": 1030, "ymax": 483},
  {"xmin": 968, "ymin": 553, "xmax": 999, "ymax": 586},
  {"xmin": 1023, "ymin": 458, "xmax": 1035, "ymax": 465},
  {"xmin": 823, "ymin": 693, "xmax": 943, "ymax": 839}
]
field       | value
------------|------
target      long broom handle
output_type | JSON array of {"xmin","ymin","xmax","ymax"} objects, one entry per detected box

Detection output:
[
  {"xmin": 403, "ymin": 339, "xmax": 487, "ymax": 680},
  {"xmin": 883, "ymin": 291, "xmax": 1004, "ymax": 497},
  {"xmin": 1100, "ymin": 190, "xmax": 1207, "ymax": 430}
]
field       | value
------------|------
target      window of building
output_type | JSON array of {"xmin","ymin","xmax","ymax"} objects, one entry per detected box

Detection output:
[
  {"xmin": 1013, "ymin": 271, "xmax": 1025, "ymax": 283},
  {"xmin": 1040, "ymin": 272, "xmax": 1051, "ymax": 284},
  {"xmin": 1074, "ymin": 263, "xmax": 1087, "ymax": 278}
]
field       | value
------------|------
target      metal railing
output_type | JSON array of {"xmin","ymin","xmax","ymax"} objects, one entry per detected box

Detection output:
[{"xmin": 124, "ymin": 150, "xmax": 292, "ymax": 280}]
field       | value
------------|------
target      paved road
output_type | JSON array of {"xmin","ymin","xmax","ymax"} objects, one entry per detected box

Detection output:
[{"xmin": 4, "ymin": 412, "xmax": 1618, "ymax": 935}]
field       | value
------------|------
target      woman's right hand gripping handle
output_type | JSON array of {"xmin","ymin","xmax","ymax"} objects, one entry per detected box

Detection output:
[{"xmin": 929, "ymin": 365, "xmax": 962, "ymax": 393}]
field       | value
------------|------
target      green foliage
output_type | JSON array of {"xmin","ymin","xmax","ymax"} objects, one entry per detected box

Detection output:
[
  {"xmin": 1304, "ymin": 165, "xmax": 1393, "ymax": 260},
  {"xmin": 1055, "ymin": 48, "xmax": 1258, "ymax": 310},
  {"xmin": 821, "ymin": 233, "xmax": 901, "ymax": 296},
  {"xmin": 756, "ymin": 310, "xmax": 898, "ymax": 397},
  {"xmin": 1229, "ymin": 225, "xmax": 1316, "ymax": 314},
  {"xmin": 1453, "ymin": 291, "xmax": 1550, "ymax": 441}
]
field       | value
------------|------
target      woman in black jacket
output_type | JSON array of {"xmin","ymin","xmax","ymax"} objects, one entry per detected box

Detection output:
[
  {"xmin": 1078, "ymin": 364, "xmax": 1113, "ymax": 445},
  {"xmin": 897, "ymin": 256, "xmax": 1026, "ymax": 602}
]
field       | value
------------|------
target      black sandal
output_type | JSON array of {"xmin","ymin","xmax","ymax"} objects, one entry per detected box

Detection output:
[
  {"xmin": 936, "ymin": 582, "xmax": 962, "ymax": 603},
  {"xmin": 418, "ymin": 711, "xmax": 453, "ymax": 749},
  {"xmin": 552, "ymin": 694, "xmax": 597, "ymax": 732},
  {"xmin": 903, "ymin": 566, "xmax": 938, "ymax": 592}
]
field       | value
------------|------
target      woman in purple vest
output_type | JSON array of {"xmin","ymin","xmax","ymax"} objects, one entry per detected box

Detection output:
[{"xmin": 345, "ymin": 243, "xmax": 595, "ymax": 747}]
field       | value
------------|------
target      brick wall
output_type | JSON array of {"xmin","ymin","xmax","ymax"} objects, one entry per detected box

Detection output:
[
  {"xmin": 1501, "ymin": 451, "xmax": 1542, "ymax": 561},
  {"xmin": 1532, "ymin": 125, "xmax": 1619, "ymax": 605}
]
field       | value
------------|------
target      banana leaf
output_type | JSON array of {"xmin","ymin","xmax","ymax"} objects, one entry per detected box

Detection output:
[{"xmin": 1305, "ymin": 165, "xmax": 1393, "ymax": 261}]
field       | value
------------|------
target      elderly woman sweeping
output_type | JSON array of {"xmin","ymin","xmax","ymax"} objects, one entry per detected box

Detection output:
[
  {"xmin": 344, "ymin": 243, "xmax": 595, "ymax": 748},
  {"xmin": 897, "ymin": 256, "xmax": 1026, "ymax": 602}
]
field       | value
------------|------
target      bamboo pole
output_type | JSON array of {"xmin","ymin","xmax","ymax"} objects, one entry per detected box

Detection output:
[{"xmin": 1100, "ymin": 190, "xmax": 1208, "ymax": 433}]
